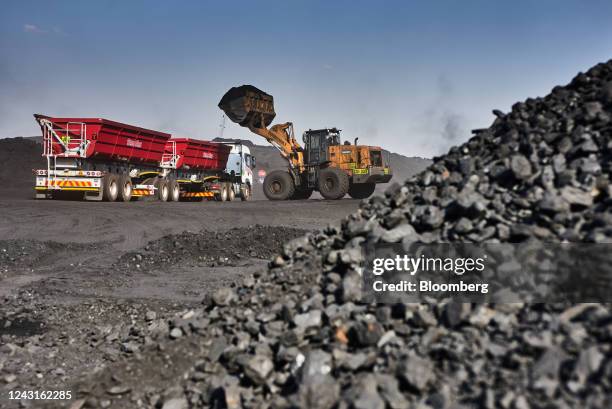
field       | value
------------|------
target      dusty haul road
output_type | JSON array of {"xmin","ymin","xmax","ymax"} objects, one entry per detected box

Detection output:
[
  {"xmin": 0, "ymin": 197, "xmax": 361, "ymax": 406},
  {"xmin": 0, "ymin": 197, "xmax": 359, "ymax": 252}
]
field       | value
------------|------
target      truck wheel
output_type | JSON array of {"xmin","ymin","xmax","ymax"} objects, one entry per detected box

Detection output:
[
  {"xmin": 264, "ymin": 170, "xmax": 295, "ymax": 200},
  {"xmin": 156, "ymin": 179, "xmax": 169, "ymax": 202},
  {"xmin": 102, "ymin": 174, "xmax": 119, "ymax": 202},
  {"xmin": 348, "ymin": 182, "xmax": 376, "ymax": 199},
  {"xmin": 216, "ymin": 184, "xmax": 228, "ymax": 201},
  {"xmin": 118, "ymin": 175, "xmax": 133, "ymax": 202},
  {"xmin": 241, "ymin": 185, "xmax": 251, "ymax": 201},
  {"xmin": 227, "ymin": 184, "xmax": 235, "ymax": 201},
  {"xmin": 318, "ymin": 168, "xmax": 349, "ymax": 200},
  {"xmin": 169, "ymin": 180, "xmax": 180, "ymax": 202}
]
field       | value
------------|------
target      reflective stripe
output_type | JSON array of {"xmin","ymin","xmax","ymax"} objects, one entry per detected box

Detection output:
[
  {"xmin": 180, "ymin": 192, "xmax": 213, "ymax": 197},
  {"xmin": 47, "ymin": 179, "xmax": 94, "ymax": 187},
  {"xmin": 35, "ymin": 187, "xmax": 99, "ymax": 191}
]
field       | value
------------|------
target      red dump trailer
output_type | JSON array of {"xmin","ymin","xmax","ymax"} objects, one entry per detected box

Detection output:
[
  {"xmin": 38, "ymin": 115, "xmax": 170, "ymax": 164},
  {"xmin": 161, "ymin": 138, "xmax": 238, "ymax": 200},
  {"xmin": 34, "ymin": 115, "xmax": 255, "ymax": 202},
  {"xmin": 165, "ymin": 138, "xmax": 231, "ymax": 170}
]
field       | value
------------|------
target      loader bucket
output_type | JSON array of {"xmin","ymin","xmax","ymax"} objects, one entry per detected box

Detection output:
[{"xmin": 218, "ymin": 85, "xmax": 276, "ymax": 128}]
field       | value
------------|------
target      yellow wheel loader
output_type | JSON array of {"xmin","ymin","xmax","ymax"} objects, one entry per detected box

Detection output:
[{"xmin": 218, "ymin": 85, "xmax": 392, "ymax": 200}]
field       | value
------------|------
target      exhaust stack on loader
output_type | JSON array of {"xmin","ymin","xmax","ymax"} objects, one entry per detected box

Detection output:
[{"xmin": 219, "ymin": 85, "xmax": 392, "ymax": 200}]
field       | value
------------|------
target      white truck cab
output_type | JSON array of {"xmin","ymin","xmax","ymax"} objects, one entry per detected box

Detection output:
[{"xmin": 222, "ymin": 142, "xmax": 255, "ymax": 200}]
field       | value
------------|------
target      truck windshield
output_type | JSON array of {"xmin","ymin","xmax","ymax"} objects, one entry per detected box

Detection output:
[{"xmin": 370, "ymin": 150, "xmax": 383, "ymax": 167}]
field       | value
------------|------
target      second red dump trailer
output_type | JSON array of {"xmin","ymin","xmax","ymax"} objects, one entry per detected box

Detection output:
[
  {"xmin": 161, "ymin": 138, "xmax": 241, "ymax": 201},
  {"xmin": 33, "ymin": 115, "xmax": 254, "ymax": 201}
]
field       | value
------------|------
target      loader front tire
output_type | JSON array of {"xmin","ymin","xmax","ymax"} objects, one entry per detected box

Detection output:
[
  {"xmin": 318, "ymin": 167, "xmax": 349, "ymax": 200},
  {"xmin": 264, "ymin": 170, "xmax": 295, "ymax": 201}
]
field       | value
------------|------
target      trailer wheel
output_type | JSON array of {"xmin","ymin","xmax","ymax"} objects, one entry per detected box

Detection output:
[
  {"xmin": 264, "ymin": 170, "xmax": 295, "ymax": 200},
  {"xmin": 156, "ymin": 179, "xmax": 169, "ymax": 202},
  {"xmin": 216, "ymin": 184, "xmax": 228, "ymax": 201},
  {"xmin": 169, "ymin": 180, "xmax": 180, "ymax": 202},
  {"xmin": 102, "ymin": 174, "xmax": 119, "ymax": 202},
  {"xmin": 227, "ymin": 184, "xmax": 235, "ymax": 201},
  {"xmin": 118, "ymin": 175, "xmax": 133, "ymax": 202},
  {"xmin": 348, "ymin": 182, "xmax": 376, "ymax": 199},
  {"xmin": 241, "ymin": 185, "xmax": 251, "ymax": 201},
  {"xmin": 318, "ymin": 168, "xmax": 349, "ymax": 200}
]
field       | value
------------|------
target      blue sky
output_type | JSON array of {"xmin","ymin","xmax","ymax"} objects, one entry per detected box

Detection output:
[{"xmin": 1, "ymin": 1, "xmax": 611, "ymax": 157}]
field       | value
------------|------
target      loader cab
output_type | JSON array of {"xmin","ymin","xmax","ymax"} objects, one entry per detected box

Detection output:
[
  {"xmin": 370, "ymin": 149, "xmax": 383, "ymax": 167},
  {"xmin": 303, "ymin": 128, "xmax": 341, "ymax": 166}
]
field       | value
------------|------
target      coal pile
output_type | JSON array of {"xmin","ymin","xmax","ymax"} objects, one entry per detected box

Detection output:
[
  {"xmin": 0, "ymin": 137, "xmax": 44, "ymax": 199},
  {"xmin": 358, "ymin": 62, "xmax": 612, "ymax": 243},
  {"xmin": 0, "ymin": 240, "xmax": 94, "ymax": 280},
  {"xmin": 72, "ymin": 61, "xmax": 611, "ymax": 408},
  {"xmin": 0, "ymin": 289, "xmax": 184, "ymax": 397},
  {"xmin": 117, "ymin": 226, "xmax": 311, "ymax": 271}
]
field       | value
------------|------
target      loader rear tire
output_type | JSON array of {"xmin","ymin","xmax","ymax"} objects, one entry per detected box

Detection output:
[
  {"xmin": 102, "ymin": 174, "xmax": 119, "ymax": 202},
  {"xmin": 264, "ymin": 170, "xmax": 295, "ymax": 201},
  {"xmin": 118, "ymin": 175, "xmax": 133, "ymax": 202},
  {"xmin": 318, "ymin": 168, "xmax": 349, "ymax": 200},
  {"xmin": 348, "ymin": 182, "xmax": 376, "ymax": 199}
]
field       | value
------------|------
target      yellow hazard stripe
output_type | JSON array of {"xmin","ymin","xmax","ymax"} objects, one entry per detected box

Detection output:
[
  {"xmin": 132, "ymin": 189, "xmax": 152, "ymax": 196},
  {"xmin": 181, "ymin": 192, "xmax": 213, "ymax": 197},
  {"xmin": 47, "ymin": 180, "xmax": 93, "ymax": 187}
]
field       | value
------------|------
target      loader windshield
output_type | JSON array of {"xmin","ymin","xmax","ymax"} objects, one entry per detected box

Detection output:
[{"xmin": 370, "ymin": 150, "xmax": 383, "ymax": 167}]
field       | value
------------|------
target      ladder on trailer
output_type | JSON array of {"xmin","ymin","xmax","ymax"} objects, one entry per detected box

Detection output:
[{"xmin": 39, "ymin": 118, "xmax": 89, "ymax": 189}]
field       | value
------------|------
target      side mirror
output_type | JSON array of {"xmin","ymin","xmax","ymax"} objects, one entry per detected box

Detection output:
[{"xmin": 252, "ymin": 156, "xmax": 256, "ymax": 168}]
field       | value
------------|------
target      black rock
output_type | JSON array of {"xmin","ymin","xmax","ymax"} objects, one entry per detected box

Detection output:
[
  {"xmin": 397, "ymin": 353, "xmax": 434, "ymax": 392},
  {"xmin": 510, "ymin": 155, "xmax": 533, "ymax": 180},
  {"xmin": 244, "ymin": 355, "xmax": 274, "ymax": 385}
]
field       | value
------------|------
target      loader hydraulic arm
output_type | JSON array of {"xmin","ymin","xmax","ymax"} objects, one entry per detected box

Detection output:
[
  {"xmin": 218, "ymin": 85, "xmax": 304, "ymax": 170},
  {"xmin": 247, "ymin": 120, "xmax": 304, "ymax": 170}
]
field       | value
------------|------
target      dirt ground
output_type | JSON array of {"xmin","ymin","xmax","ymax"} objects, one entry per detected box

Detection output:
[
  {"xmin": 0, "ymin": 197, "xmax": 360, "ymax": 250},
  {"xmin": 0, "ymin": 196, "xmax": 361, "ymax": 408}
]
